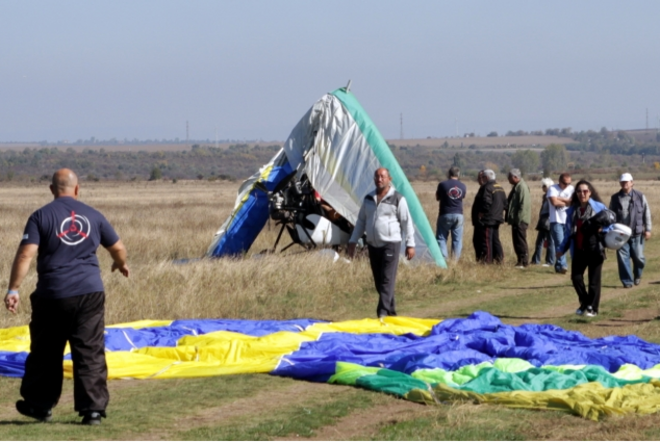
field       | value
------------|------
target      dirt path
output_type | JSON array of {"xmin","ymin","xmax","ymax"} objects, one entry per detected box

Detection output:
[
  {"xmin": 278, "ymin": 398, "xmax": 432, "ymax": 441},
  {"xmin": 133, "ymin": 381, "xmax": 354, "ymax": 440}
]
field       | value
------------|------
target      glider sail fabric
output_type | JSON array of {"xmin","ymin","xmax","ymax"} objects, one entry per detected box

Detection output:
[
  {"xmin": 5, "ymin": 312, "xmax": 660, "ymax": 420},
  {"xmin": 207, "ymin": 149, "xmax": 293, "ymax": 257},
  {"xmin": 282, "ymin": 89, "xmax": 445, "ymax": 267},
  {"xmin": 207, "ymin": 87, "xmax": 445, "ymax": 267}
]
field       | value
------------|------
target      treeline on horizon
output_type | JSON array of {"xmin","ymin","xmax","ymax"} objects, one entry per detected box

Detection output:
[{"xmin": 1, "ymin": 139, "xmax": 658, "ymax": 184}]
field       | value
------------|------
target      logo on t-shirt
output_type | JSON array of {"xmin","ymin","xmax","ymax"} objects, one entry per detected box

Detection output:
[
  {"xmin": 447, "ymin": 186, "xmax": 464, "ymax": 200},
  {"xmin": 56, "ymin": 211, "xmax": 91, "ymax": 246}
]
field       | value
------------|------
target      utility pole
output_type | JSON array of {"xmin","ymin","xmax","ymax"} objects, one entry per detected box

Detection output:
[
  {"xmin": 186, "ymin": 121, "xmax": 189, "ymax": 143},
  {"xmin": 400, "ymin": 113, "xmax": 404, "ymax": 140},
  {"xmin": 647, "ymin": 108, "xmax": 649, "ymax": 131}
]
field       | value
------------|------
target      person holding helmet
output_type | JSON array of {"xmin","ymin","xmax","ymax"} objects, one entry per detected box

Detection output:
[
  {"xmin": 557, "ymin": 180, "xmax": 613, "ymax": 317},
  {"xmin": 609, "ymin": 173, "xmax": 652, "ymax": 288}
]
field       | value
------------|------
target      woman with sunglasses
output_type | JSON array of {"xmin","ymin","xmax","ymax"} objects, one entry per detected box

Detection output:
[{"xmin": 556, "ymin": 179, "xmax": 610, "ymax": 317}]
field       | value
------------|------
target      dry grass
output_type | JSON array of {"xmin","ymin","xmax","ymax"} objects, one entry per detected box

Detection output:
[
  {"xmin": 3, "ymin": 177, "xmax": 660, "ymax": 439},
  {"xmin": 1, "ymin": 177, "xmax": 656, "ymax": 329}
]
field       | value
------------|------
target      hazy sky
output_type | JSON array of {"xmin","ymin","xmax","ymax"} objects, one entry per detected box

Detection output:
[{"xmin": 2, "ymin": 1, "xmax": 659, "ymax": 142}]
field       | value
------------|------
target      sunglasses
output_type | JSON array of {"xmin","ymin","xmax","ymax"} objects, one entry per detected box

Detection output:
[{"xmin": 576, "ymin": 189, "xmax": 590, "ymax": 194}]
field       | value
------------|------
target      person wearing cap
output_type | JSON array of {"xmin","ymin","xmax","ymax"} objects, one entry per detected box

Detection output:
[
  {"xmin": 531, "ymin": 178, "xmax": 555, "ymax": 267},
  {"xmin": 609, "ymin": 173, "xmax": 652, "ymax": 288},
  {"xmin": 506, "ymin": 168, "xmax": 531, "ymax": 268}
]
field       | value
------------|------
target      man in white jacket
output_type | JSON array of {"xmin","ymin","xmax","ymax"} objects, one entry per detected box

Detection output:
[{"xmin": 347, "ymin": 168, "xmax": 415, "ymax": 318}]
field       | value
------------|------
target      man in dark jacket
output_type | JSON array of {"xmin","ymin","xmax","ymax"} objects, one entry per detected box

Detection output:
[
  {"xmin": 471, "ymin": 170, "xmax": 486, "ymax": 261},
  {"xmin": 609, "ymin": 173, "xmax": 652, "ymax": 288},
  {"xmin": 473, "ymin": 169, "xmax": 507, "ymax": 263}
]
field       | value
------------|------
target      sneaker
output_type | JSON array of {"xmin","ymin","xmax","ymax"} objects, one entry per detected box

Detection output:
[
  {"xmin": 557, "ymin": 268, "xmax": 568, "ymax": 275},
  {"xmin": 623, "ymin": 284, "xmax": 633, "ymax": 289},
  {"xmin": 575, "ymin": 308, "xmax": 584, "ymax": 316},
  {"xmin": 515, "ymin": 265, "xmax": 525, "ymax": 269},
  {"xmin": 585, "ymin": 307, "xmax": 597, "ymax": 317},
  {"xmin": 81, "ymin": 411, "xmax": 104, "ymax": 426},
  {"xmin": 16, "ymin": 400, "xmax": 52, "ymax": 422},
  {"xmin": 634, "ymin": 278, "xmax": 641, "ymax": 286},
  {"xmin": 542, "ymin": 264, "xmax": 551, "ymax": 267}
]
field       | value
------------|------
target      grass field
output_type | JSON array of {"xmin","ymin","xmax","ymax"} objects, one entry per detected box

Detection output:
[{"xmin": 2, "ymin": 177, "xmax": 660, "ymax": 440}]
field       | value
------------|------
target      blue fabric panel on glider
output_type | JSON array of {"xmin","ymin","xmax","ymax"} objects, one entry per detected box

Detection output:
[
  {"xmin": 430, "ymin": 312, "xmax": 660, "ymax": 371},
  {"xmin": 209, "ymin": 163, "xmax": 293, "ymax": 257},
  {"xmin": 273, "ymin": 312, "xmax": 660, "ymax": 381},
  {"xmin": 104, "ymin": 318, "xmax": 325, "ymax": 351},
  {"xmin": 0, "ymin": 351, "xmax": 28, "ymax": 378}
]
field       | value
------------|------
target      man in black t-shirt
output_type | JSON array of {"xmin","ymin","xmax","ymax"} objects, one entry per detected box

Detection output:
[
  {"xmin": 435, "ymin": 166, "xmax": 467, "ymax": 260},
  {"xmin": 4, "ymin": 169, "xmax": 129, "ymax": 425}
]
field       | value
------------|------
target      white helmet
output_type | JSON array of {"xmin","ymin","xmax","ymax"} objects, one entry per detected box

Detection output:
[{"xmin": 604, "ymin": 223, "xmax": 632, "ymax": 250}]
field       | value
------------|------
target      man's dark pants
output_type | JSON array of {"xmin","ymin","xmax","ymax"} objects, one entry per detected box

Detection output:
[
  {"xmin": 21, "ymin": 292, "xmax": 108, "ymax": 413},
  {"xmin": 475, "ymin": 224, "xmax": 504, "ymax": 263},
  {"xmin": 368, "ymin": 242, "xmax": 401, "ymax": 317},
  {"xmin": 511, "ymin": 222, "xmax": 529, "ymax": 266},
  {"xmin": 472, "ymin": 225, "xmax": 483, "ymax": 261},
  {"xmin": 571, "ymin": 248, "xmax": 604, "ymax": 313}
]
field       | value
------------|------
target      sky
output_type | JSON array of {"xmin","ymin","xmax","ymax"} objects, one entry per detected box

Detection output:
[{"xmin": 1, "ymin": 0, "xmax": 659, "ymax": 142}]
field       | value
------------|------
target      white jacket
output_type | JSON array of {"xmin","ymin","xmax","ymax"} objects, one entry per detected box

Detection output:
[{"xmin": 349, "ymin": 186, "xmax": 415, "ymax": 248}]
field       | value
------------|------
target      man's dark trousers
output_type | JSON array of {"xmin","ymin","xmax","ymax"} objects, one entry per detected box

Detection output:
[
  {"xmin": 21, "ymin": 292, "xmax": 109, "ymax": 413},
  {"xmin": 511, "ymin": 222, "xmax": 529, "ymax": 266},
  {"xmin": 476, "ymin": 225, "xmax": 504, "ymax": 263},
  {"xmin": 368, "ymin": 242, "xmax": 401, "ymax": 317}
]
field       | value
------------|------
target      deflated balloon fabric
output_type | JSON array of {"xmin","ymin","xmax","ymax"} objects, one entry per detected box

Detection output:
[{"xmin": 2, "ymin": 311, "xmax": 660, "ymax": 419}]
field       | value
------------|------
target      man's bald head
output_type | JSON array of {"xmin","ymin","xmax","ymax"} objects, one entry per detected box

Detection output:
[
  {"xmin": 373, "ymin": 167, "xmax": 392, "ymax": 192},
  {"xmin": 50, "ymin": 169, "xmax": 79, "ymax": 199}
]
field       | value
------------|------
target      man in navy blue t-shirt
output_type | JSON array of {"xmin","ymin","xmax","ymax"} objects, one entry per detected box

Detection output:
[
  {"xmin": 435, "ymin": 166, "xmax": 467, "ymax": 260},
  {"xmin": 4, "ymin": 168, "xmax": 129, "ymax": 425}
]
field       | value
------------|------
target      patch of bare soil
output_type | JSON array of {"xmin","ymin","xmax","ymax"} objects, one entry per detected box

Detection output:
[
  {"xmin": 133, "ymin": 381, "xmax": 353, "ymax": 440},
  {"xmin": 278, "ymin": 397, "xmax": 431, "ymax": 441}
]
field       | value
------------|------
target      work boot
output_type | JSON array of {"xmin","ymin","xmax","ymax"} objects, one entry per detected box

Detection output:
[
  {"xmin": 81, "ymin": 410, "xmax": 105, "ymax": 426},
  {"xmin": 16, "ymin": 400, "xmax": 52, "ymax": 422}
]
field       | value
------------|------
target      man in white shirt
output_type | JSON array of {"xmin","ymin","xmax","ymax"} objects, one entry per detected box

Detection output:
[
  {"xmin": 547, "ymin": 172, "xmax": 574, "ymax": 274},
  {"xmin": 347, "ymin": 168, "xmax": 415, "ymax": 318}
]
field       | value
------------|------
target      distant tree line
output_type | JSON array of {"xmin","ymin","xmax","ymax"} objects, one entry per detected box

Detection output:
[
  {"xmin": 566, "ymin": 127, "xmax": 660, "ymax": 156},
  {"xmin": 0, "ymin": 141, "xmax": 655, "ymax": 183},
  {"xmin": 0, "ymin": 144, "xmax": 280, "ymax": 182}
]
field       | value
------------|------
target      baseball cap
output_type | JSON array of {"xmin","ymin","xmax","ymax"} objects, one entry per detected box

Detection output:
[{"xmin": 619, "ymin": 173, "xmax": 633, "ymax": 182}]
